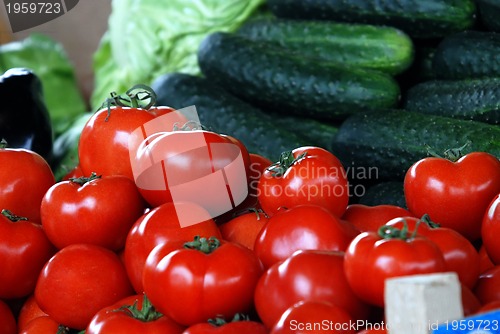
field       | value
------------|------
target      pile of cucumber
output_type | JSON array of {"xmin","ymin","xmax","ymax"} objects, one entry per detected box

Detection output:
[{"xmin": 152, "ymin": 0, "xmax": 500, "ymax": 204}]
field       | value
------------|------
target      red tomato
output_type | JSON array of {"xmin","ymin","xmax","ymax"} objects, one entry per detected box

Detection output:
[
  {"xmin": 19, "ymin": 316, "xmax": 60, "ymax": 334},
  {"xmin": 270, "ymin": 301, "xmax": 355, "ymax": 334},
  {"xmin": 0, "ymin": 147, "xmax": 55, "ymax": 223},
  {"xmin": 143, "ymin": 236, "xmax": 263, "ymax": 326},
  {"xmin": 461, "ymin": 284, "xmax": 481, "ymax": 317},
  {"xmin": 17, "ymin": 294, "xmax": 49, "ymax": 332},
  {"xmin": 182, "ymin": 315, "xmax": 268, "ymax": 334},
  {"xmin": 474, "ymin": 265, "xmax": 500, "ymax": 305},
  {"xmin": 404, "ymin": 152, "xmax": 500, "ymax": 241},
  {"xmin": 344, "ymin": 226, "xmax": 446, "ymax": 307},
  {"xmin": 341, "ymin": 204, "xmax": 413, "ymax": 233},
  {"xmin": 78, "ymin": 105, "xmax": 179, "ymax": 180},
  {"xmin": 61, "ymin": 164, "xmax": 84, "ymax": 181},
  {"xmin": 386, "ymin": 216, "xmax": 480, "ymax": 289},
  {"xmin": 41, "ymin": 173, "xmax": 145, "ymax": 251},
  {"xmin": 479, "ymin": 245, "xmax": 495, "ymax": 274},
  {"xmin": 123, "ymin": 201, "xmax": 222, "ymax": 293},
  {"xmin": 87, "ymin": 294, "xmax": 185, "ymax": 334},
  {"xmin": 482, "ymin": 193, "xmax": 500, "ymax": 264},
  {"xmin": 0, "ymin": 299, "xmax": 16, "ymax": 334},
  {"xmin": 134, "ymin": 130, "xmax": 251, "ymax": 209},
  {"xmin": 357, "ymin": 329, "xmax": 387, "ymax": 334},
  {"xmin": 475, "ymin": 301, "xmax": 500, "ymax": 315},
  {"xmin": 254, "ymin": 250, "xmax": 370, "ymax": 329},
  {"xmin": 257, "ymin": 146, "xmax": 349, "ymax": 217},
  {"xmin": 254, "ymin": 205, "xmax": 358, "ymax": 269},
  {"xmin": 0, "ymin": 210, "xmax": 55, "ymax": 299},
  {"xmin": 34, "ymin": 244, "xmax": 134, "ymax": 330},
  {"xmin": 219, "ymin": 210, "xmax": 268, "ymax": 250}
]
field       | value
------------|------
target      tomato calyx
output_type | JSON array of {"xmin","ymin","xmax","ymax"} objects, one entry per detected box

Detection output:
[
  {"xmin": 0, "ymin": 139, "xmax": 7, "ymax": 149},
  {"xmin": 101, "ymin": 84, "xmax": 157, "ymax": 120},
  {"xmin": 1, "ymin": 209, "xmax": 28, "ymax": 222},
  {"xmin": 378, "ymin": 219, "xmax": 420, "ymax": 241},
  {"xmin": 266, "ymin": 150, "xmax": 307, "ymax": 177},
  {"xmin": 184, "ymin": 236, "xmax": 221, "ymax": 254},
  {"xmin": 207, "ymin": 313, "xmax": 250, "ymax": 327},
  {"xmin": 232, "ymin": 207, "xmax": 269, "ymax": 219},
  {"xmin": 68, "ymin": 172, "xmax": 102, "ymax": 186},
  {"xmin": 114, "ymin": 294, "xmax": 163, "ymax": 322},
  {"xmin": 426, "ymin": 141, "xmax": 471, "ymax": 163},
  {"xmin": 419, "ymin": 214, "xmax": 440, "ymax": 229}
]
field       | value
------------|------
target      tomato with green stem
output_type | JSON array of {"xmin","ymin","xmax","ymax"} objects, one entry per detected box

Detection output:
[
  {"xmin": 404, "ymin": 149, "xmax": 500, "ymax": 241},
  {"xmin": 344, "ymin": 222, "xmax": 446, "ymax": 307},
  {"xmin": 182, "ymin": 314, "xmax": 268, "ymax": 334},
  {"xmin": 143, "ymin": 236, "xmax": 263, "ymax": 327},
  {"xmin": 86, "ymin": 294, "xmax": 185, "ymax": 334},
  {"xmin": 0, "ymin": 209, "xmax": 55, "ymax": 299},
  {"xmin": 257, "ymin": 147, "xmax": 349, "ymax": 217}
]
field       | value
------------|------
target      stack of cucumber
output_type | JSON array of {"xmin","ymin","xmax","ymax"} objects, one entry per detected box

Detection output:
[{"xmin": 152, "ymin": 0, "xmax": 500, "ymax": 204}]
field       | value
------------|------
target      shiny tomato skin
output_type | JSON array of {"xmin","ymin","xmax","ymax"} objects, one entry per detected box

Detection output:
[
  {"xmin": 123, "ymin": 201, "xmax": 222, "ymax": 293},
  {"xmin": 258, "ymin": 146, "xmax": 349, "ymax": 217},
  {"xmin": 34, "ymin": 244, "xmax": 134, "ymax": 330},
  {"xmin": 386, "ymin": 216, "xmax": 480, "ymax": 289},
  {"xmin": 341, "ymin": 204, "xmax": 413, "ymax": 233},
  {"xmin": 86, "ymin": 294, "xmax": 185, "ymax": 334},
  {"xmin": 0, "ymin": 299, "xmax": 16, "ymax": 334},
  {"xmin": 344, "ymin": 231, "xmax": 446, "ymax": 307},
  {"xmin": 219, "ymin": 210, "xmax": 268, "ymax": 250},
  {"xmin": 0, "ymin": 212, "xmax": 55, "ymax": 299},
  {"xmin": 0, "ymin": 148, "xmax": 55, "ymax": 223},
  {"xmin": 19, "ymin": 316, "xmax": 59, "ymax": 334},
  {"xmin": 182, "ymin": 320, "xmax": 268, "ymax": 334},
  {"xmin": 474, "ymin": 265, "xmax": 500, "ymax": 305},
  {"xmin": 479, "ymin": 245, "xmax": 495, "ymax": 274},
  {"xmin": 142, "ymin": 239, "xmax": 264, "ymax": 327},
  {"xmin": 270, "ymin": 300, "xmax": 355, "ymax": 334},
  {"xmin": 404, "ymin": 152, "xmax": 500, "ymax": 241},
  {"xmin": 17, "ymin": 294, "xmax": 49, "ymax": 332},
  {"xmin": 254, "ymin": 205, "xmax": 358, "ymax": 269},
  {"xmin": 254, "ymin": 250, "xmax": 370, "ymax": 329},
  {"xmin": 481, "ymin": 193, "xmax": 500, "ymax": 264},
  {"xmin": 41, "ymin": 175, "xmax": 145, "ymax": 251},
  {"xmin": 461, "ymin": 284, "xmax": 481, "ymax": 316}
]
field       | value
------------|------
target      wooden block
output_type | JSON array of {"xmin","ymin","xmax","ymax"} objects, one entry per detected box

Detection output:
[{"xmin": 385, "ymin": 272, "xmax": 464, "ymax": 334}]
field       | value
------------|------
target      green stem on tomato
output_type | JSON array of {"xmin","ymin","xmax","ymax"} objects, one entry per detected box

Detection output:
[
  {"xmin": 184, "ymin": 236, "xmax": 221, "ymax": 254},
  {"xmin": 1, "ymin": 209, "xmax": 28, "ymax": 222},
  {"xmin": 69, "ymin": 172, "xmax": 102, "ymax": 186},
  {"xmin": 266, "ymin": 151, "xmax": 307, "ymax": 177},
  {"xmin": 114, "ymin": 294, "xmax": 163, "ymax": 322}
]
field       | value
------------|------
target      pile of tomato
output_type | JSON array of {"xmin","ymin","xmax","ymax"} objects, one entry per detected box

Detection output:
[{"xmin": 1, "ymin": 102, "xmax": 500, "ymax": 334}]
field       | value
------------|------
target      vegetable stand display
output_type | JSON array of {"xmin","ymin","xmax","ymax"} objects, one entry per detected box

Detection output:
[{"xmin": 1, "ymin": 0, "xmax": 500, "ymax": 333}]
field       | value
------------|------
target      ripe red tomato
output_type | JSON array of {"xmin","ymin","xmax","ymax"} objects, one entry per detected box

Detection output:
[
  {"xmin": 19, "ymin": 316, "xmax": 60, "ymax": 334},
  {"xmin": 78, "ymin": 104, "xmax": 179, "ymax": 180},
  {"xmin": 0, "ymin": 146, "xmax": 55, "ymax": 223},
  {"xmin": 86, "ymin": 294, "xmax": 185, "ymax": 334},
  {"xmin": 182, "ymin": 315, "xmax": 268, "ymax": 334},
  {"xmin": 143, "ymin": 236, "xmax": 263, "ymax": 326},
  {"xmin": 479, "ymin": 245, "xmax": 495, "ymax": 274},
  {"xmin": 0, "ymin": 299, "xmax": 16, "ymax": 334},
  {"xmin": 254, "ymin": 250, "xmax": 370, "ymax": 329},
  {"xmin": 219, "ymin": 210, "xmax": 268, "ymax": 250},
  {"xmin": 40, "ymin": 173, "xmax": 145, "ymax": 251},
  {"xmin": 134, "ymin": 130, "xmax": 251, "ymax": 209},
  {"xmin": 270, "ymin": 300, "xmax": 355, "ymax": 334},
  {"xmin": 341, "ymin": 204, "xmax": 413, "ymax": 233},
  {"xmin": 344, "ymin": 225, "xmax": 446, "ymax": 307},
  {"xmin": 475, "ymin": 300, "xmax": 500, "ymax": 315},
  {"xmin": 461, "ymin": 284, "xmax": 481, "ymax": 316},
  {"xmin": 386, "ymin": 216, "xmax": 480, "ymax": 289},
  {"xmin": 17, "ymin": 294, "xmax": 48, "ymax": 332},
  {"xmin": 0, "ymin": 210, "xmax": 55, "ymax": 299},
  {"xmin": 254, "ymin": 205, "xmax": 358, "ymax": 269},
  {"xmin": 404, "ymin": 152, "xmax": 500, "ymax": 241},
  {"xmin": 257, "ymin": 146, "xmax": 349, "ymax": 217},
  {"xmin": 34, "ymin": 244, "xmax": 134, "ymax": 330},
  {"xmin": 481, "ymin": 193, "xmax": 500, "ymax": 264},
  {"xmin": 123, "ymin": 201, "xmax": 222, "ymax": 293},
  {"xmin": 474, "ymin": 265, "xmax": 500, "ymax": 305}
]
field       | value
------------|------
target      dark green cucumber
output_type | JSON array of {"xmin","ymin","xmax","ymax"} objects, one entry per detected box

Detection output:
[
  {"xmin": 266, "ymin": 0, "xmax": 477, "ymax": 39},
  {"xmin": 237, "ymin": 18, "xmax": 414, "ymax": 75},
  {"xmin": 476, "ymin": 0, "xmax": 500, "ymax": 32},
  {"xmin": 197, "ymin": 32, "xmax": 400, "ymax": 121},
  {"xmin": 151, "ymin": 73, "xmax": 338, "ymax": 161},
  {"xmin": 358, "ymin": 181, "xmax": 407, "ymax": 208},
  {"xmin": 331, "ymin": 109, "xmax": 500, "ymax": 181},
  {"xmin": 403, "ymin": 78, "xmax": 500, "ymax": 124},
  {"xmin": 432, "ymin": 31, "xmax": 500, "ymax": 79}
]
